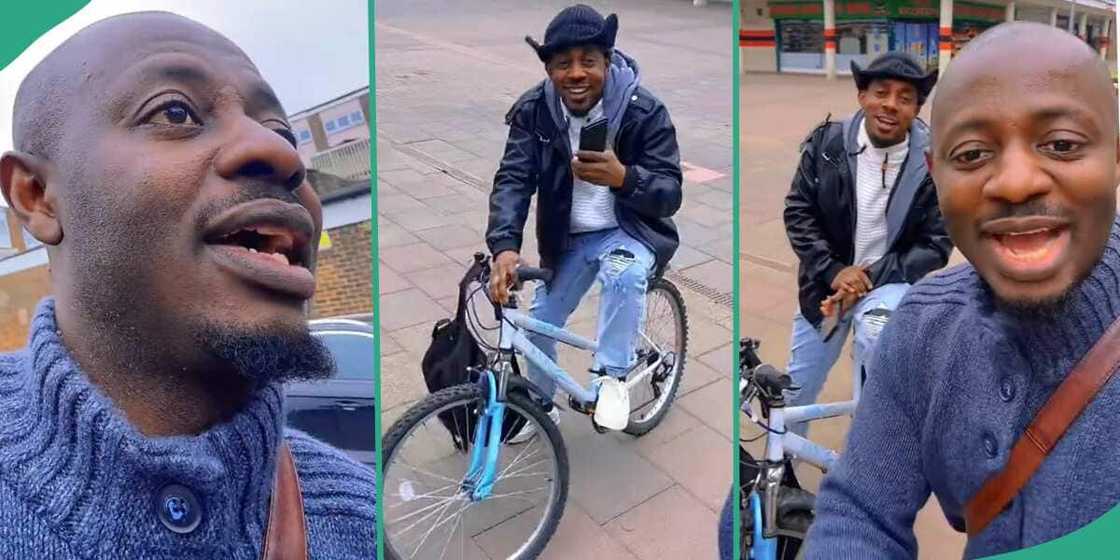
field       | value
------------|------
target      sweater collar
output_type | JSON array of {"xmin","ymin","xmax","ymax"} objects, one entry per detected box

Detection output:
[{"xmin": 0, "ymin": 298, "xmax": 282, "ymax": 551}]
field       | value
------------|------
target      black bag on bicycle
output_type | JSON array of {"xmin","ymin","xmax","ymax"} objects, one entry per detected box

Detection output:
[{"xmin": 420, "ymin": 256, "xmax": 528, "ymax": 450}]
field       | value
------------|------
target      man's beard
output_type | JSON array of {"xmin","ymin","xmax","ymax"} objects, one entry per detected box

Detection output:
[
  {"xmin": 991, "ymin": 287, "xmax": 1074, "ymax": 320},
  {"xmin": 197, "ymin": 321, "xmax": 336, "ymax": 388}
]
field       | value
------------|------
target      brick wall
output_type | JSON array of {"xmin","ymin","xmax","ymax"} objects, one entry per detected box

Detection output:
[
  {"xmin": 0, "ymin": 264, "xmax": 51, "ymax": 351},
  {"xmin": 311, "ymin": 220, "xmax": 373, "ymax": 318}
]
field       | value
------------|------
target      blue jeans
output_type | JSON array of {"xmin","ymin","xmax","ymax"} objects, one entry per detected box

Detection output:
[
  {"xmin": 526, "ymin": 228, "xmax": 655, "ymax": 400},
  {"xmin": 785, "ymin": 282, "xmax": 910, "ymax": 437}
]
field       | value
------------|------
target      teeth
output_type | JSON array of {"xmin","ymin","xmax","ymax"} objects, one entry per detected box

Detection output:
[{"xmin": 249, "ymin": 248, "xmax": 258, "ymax": 253}]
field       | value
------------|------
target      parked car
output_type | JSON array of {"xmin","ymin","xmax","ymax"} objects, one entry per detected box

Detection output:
[{"xmin": 285, "ymin": 316, "xmax": 375, "ymax": 467}]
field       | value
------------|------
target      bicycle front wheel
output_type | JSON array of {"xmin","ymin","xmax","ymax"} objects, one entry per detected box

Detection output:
[
  {"xmin": 625, "ymin": 276, "xmax": 689, "ymax": 435},
  {"xmin": 382, "ymin": 384, "xmax": 569, "ymax": 560}
]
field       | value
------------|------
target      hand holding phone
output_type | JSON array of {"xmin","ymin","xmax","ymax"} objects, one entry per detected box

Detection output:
[{"xmin": 578, "ymin": 118, "xmax": 608, "ymax": 157}]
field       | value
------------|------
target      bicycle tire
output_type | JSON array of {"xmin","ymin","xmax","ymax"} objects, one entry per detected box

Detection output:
[
  {"xmin": 624, "ymin": 277, "xmax": 689, "ymax": 436},
  {"xmin": 382, "ymin": 383, "xmax": 569, "ymax": 560}
]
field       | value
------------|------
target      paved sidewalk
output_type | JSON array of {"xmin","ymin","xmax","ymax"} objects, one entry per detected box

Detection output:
[
  {"xmin": 376, "ymin": 1, "xmax": 734, "ymax": 558},
  {"xmin": 739, "ymin": 72, "xmax": 968, "ymax": 559}
]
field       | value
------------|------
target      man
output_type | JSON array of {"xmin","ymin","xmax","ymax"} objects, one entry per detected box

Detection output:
[
  {"xmin": 486, "ymin": 4, "xmax": 682, "ymax": 437},
  {"xmin": 782, "ymin": 52, "xmax": 951, "ymax": 435},
  {"xmin": 806, "ymin": 23, "xmax": 1120, "ymax": 558},
  {"xmin": 0, "ymin": 12, "xmax": 374, "ymax": 558}
]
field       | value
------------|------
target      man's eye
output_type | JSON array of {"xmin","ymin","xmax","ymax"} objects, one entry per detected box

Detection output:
[
  {"xmin": 1042, "ymin": 139, "xmax": 1079, "ymax": 154},
  {"xmin": 146, "ymin": 101, "xmax": 201, "ymax": 126},
  {"xmin": 274, "ymin": 128, "xmax": 297, "ymax": 148},
  {"xmin": 953, "ymin": 149, "xmax": 989, "ymax": 165}
]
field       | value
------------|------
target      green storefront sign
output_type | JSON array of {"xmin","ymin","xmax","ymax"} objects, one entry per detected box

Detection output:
[{"xmin": 768, "ymin": 0, "xmax": 1003, "ymax": 23}]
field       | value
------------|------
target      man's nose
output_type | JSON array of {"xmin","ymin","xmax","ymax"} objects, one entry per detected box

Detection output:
[
  {"xmin": 983, "ymin": 140, "xmax": 1055, "ymax": 205},
  {"xmin": 881, "ymin": 93, "xmax": 899, "ymax": 112},
  {"xmin": 213, "ymin": 116, "xmax": 306, "ymax": 192}
]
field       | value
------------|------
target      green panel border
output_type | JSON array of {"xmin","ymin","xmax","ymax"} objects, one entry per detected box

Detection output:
[
  {"xmin": 370, "ymin": 1, "xmax": 385, "ymax": 559},
  {"xmin": 732, "ymin": 1, "xmax": 743, "ymax": 559},
  {"xmin": 0, "ymin": 2, "xmax": 88, "ymax": 70}
]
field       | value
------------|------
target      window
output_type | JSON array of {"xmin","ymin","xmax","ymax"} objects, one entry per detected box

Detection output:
[
  {"xmin": 338, "ymin": 114, "xmax": 350, "ymax": 127},
  {"xmin": 0, "ymin": 212, "xmax": 11, "ymax": 248},
  {"xmin": 325, "ymin": 119, "xmax": 337, "ymax": 132},
  {"xmin": 350, "ymin": 110, "xmax": 363, "ymax": 123},
  {"xmin": 297, "ymin": 129, "xmax": 312, "ymax": 145},
  {"xmin": 21, "ymin": 227, "xmax": 41, "ymax": 250},
  {"xmin": 315, "ymin": 331, "xmax": 374, "ymax": 380}
]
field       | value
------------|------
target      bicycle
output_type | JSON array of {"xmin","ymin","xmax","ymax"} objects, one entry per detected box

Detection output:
[
  {"xmin": 737, "ymin": 334, "xmax": 867, "ymax": 560},
  {"xmin": 382, "ymin": 252, "xmax": 688, "ymax": 559}
]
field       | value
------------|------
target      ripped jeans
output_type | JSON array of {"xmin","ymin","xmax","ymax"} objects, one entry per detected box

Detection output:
[
  {"xmin": 784, "ymin": 282, "xmax": 910, "ymax": 438},
  {"xmin": 525, "ymin": 227, "xmax": 655, "ymax": 400}
]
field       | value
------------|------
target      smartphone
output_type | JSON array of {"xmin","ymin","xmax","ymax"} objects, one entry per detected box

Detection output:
[{"xmin": 579, "ymin": 117, "xmax": 608, "ymax": 155}]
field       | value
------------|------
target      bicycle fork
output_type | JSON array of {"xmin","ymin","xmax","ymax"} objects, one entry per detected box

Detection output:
[
  {"xmin": 749, "ymin": 405, "xmax": 788, "ymax": 558},
  {"xmin": 464, "ymin": 362, "xmax": 512, "ymax": 501}
]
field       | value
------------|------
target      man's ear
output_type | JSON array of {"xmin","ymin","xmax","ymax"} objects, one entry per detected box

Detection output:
[{"xmin": 0, "ymin": 151, "xmax": 62, "ymax": 245}]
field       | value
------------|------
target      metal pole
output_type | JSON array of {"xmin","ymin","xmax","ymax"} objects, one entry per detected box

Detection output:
[
  {"xmin": 824, "ymin": 0, "xmax": 836, "ymax": 80},
  {"xmin": 938, "ymin": 0, "xmax": 954, "ymax": 76}
]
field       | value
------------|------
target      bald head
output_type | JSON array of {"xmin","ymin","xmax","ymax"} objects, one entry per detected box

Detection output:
[
  {"xmin": 933, "ymin": 22, "xmax": 1116, "ymax": 135},
  {"xmin": 13, "ymin": 11, "xmax": 258, "ymax": 160}
]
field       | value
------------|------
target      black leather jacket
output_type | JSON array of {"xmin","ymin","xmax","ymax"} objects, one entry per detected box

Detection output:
[
  {"xmin": 784, "ymin": 112, "xmax": 952, "ymax": 329},
  {"xmin": 486, "ymin": 82, "xmax": 682, "ymax": 274}
]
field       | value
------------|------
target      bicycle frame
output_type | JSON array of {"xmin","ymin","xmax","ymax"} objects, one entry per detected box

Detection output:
[
  {"xmin": 462, "ymin": 299, "xmax": 667, "ymax": 502},
  {"xmin": 743, "ymin": 352, "xmax": 863, "ymax": 558}
]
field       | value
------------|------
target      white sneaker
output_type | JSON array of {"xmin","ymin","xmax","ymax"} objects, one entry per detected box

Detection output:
[{"xmin": 507, "ymin": 406, "xmax": 560, "ymax": 444}]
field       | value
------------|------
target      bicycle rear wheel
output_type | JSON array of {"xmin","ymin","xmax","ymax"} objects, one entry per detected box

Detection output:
[
  {"xmin": 624, "ymin": 277, "xmax": 688, "ymax": 435},
  {"xmin": 382, "ymin": 384, "xmax": 569, "ymax": 560}
]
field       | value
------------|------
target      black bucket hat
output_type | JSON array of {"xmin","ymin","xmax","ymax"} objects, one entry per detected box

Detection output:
[
  {"xmin": 851, "ymin": 52, "xmax": 938, "ymax": 104},
  {"xmin": 525, "ymin": 4, "xmax": 618, "ymax": 63}
]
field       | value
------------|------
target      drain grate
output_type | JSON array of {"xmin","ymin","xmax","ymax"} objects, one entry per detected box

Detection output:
[{"xmin": 666, "ymin": 268, "xmax": 733, "ymax": 308}]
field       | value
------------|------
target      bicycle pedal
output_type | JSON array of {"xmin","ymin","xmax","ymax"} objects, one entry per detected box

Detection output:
[{"xmin": 568, "ymin": 395, "xmax": 595, "ymax": 415}]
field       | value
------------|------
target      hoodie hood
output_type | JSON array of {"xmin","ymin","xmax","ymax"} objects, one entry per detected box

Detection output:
[{"xmin": 544, "ymin": 49, "xmax": 641, "ymax": 145}]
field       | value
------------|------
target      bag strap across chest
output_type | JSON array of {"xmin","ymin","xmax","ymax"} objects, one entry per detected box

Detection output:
[{"xmin": 262, "ymin": 442, "xmax": 308, "ymax": 560}]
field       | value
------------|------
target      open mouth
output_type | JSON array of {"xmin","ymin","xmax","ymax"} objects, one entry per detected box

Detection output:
[
  {"xmin": 565, "ymin": 85, "xmax": 591, "ymax": 100},
  {"xmin": 203, "ymin": 199, "xmax": 316, "ymax": 300},
  {"xmin": 981, "ymin": 217, "xmax": 1071, "ymax": 281},
  {"xmin": 211, "ymin": 225, "xmax": 304, "ymax": 267},
  {"xmin": 873, "ymin": 114, "xmax": 898, "ymax": 130}
]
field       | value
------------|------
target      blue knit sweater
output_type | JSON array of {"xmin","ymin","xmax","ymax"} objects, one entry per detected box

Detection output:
[
  {"xmin": 805, "ymin": 219, "xmax": 1120, "ymax": 559},
  {"xmin": 0, "ymin": 299, "xmax": 376, "ymax": 559}
]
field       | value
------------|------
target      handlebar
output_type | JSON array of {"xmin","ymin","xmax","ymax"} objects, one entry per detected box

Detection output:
[{"xmin": 515, "ymin": 266, "xmax": 554, "ymax": 284}]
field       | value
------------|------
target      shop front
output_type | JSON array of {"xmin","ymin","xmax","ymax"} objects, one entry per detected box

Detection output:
[{"xmin": 769, "ymin": 0, "xmax": 1003, "ymax": 73}]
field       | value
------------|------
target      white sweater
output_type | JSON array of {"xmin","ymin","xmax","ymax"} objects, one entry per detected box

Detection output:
[
  {"xmin": 852, "ymin": 120, "xmax": 908, "ymax": 267},
  {"xmin": 564, "ymin": 101, "xmax": 618, "ymax": 233}
]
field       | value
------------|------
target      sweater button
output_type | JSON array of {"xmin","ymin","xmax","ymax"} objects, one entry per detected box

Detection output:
[
  {"xmin": 983, "ymin": 433, "xmax": 998, "ymax": 458},
  {"xmin": 157, "ymin": 484, "xmax": 203, "ymax": 534},
  {"xmin": 999, "ymin": 377, "xmax": 1016, "ymax": 402}
]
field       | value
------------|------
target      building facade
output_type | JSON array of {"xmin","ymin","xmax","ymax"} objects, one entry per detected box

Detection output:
[
  {"xmin": 740, "ymin": 0, "xmax": 1115, "ymax": 76},
  {"xmin": 290, "ymin": 87, "xmax": 372, "ymax": 182}
]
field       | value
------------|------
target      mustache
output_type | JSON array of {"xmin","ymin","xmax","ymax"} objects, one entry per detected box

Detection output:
[
  {"xmin": 193, "ymin": 181, "xmax": 302, "ymax": 232},
  {"xmin": 979, "ymin": 199, "xmax": 1072, "ymax": 223}
]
